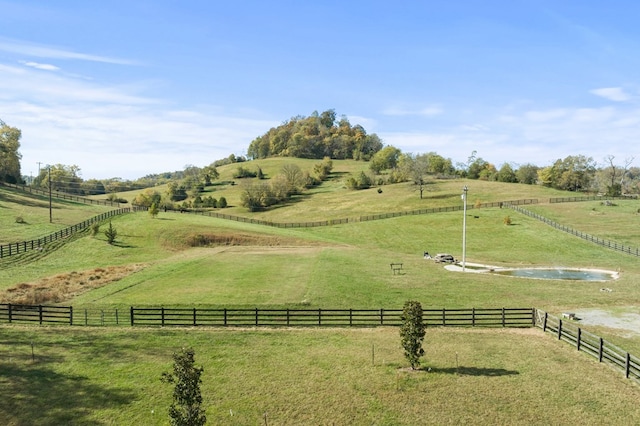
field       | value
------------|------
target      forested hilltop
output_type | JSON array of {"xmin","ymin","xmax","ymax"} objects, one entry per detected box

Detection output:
[{"xmin": 247, "ymin": 109, "xmax": 383, "ymax": 160}]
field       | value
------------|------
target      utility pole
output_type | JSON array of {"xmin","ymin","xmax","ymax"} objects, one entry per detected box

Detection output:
[
  {"xmin": 37, "ymin": 161, "xmax": 43, "ymax": 178},
  {"xmin": 462, "ymin": 186, "xmax": 468, "ymax": 272},
  {"xmin": 48, "ymin": 166, "xmax": 52, "ymax": 223}
]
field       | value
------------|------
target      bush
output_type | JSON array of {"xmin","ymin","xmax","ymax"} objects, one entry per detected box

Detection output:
[
  {"xmin": 15, "ymin": 216, "xmax": 25, "ymax": 224},
  {"xmin": 400, "ymin": 300, "xmax": 426, "ymax": 369},
  {"xmin": 503, "ymin": 216, "xmax": 512, "ymax": 225},
  {"xmin": 218, "ymin": 197, "xmax": 227, "ymax": 208},
  {"xmin": 161, "ymin": 347, "xmax": 206, "ymax": 426},
  {"xmin": 104, "ymin": 221, "xmax": 117, "ymax": 245},
  {"xmin": 233, "ymin": 166, "xmax": 258, "ymax": 179},
  {"xmin": 90, "ymin": 222, "xmax": 100, "ymax": 236}
]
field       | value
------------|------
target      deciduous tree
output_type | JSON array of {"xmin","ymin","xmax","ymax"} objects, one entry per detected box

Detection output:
[
  {"xmin": 161, "ymin": 347, "xmax": 206, "ymax": 426},
  {"xmin": 0, "ymin": 119, "xmax": 22, "ymax": 184}
]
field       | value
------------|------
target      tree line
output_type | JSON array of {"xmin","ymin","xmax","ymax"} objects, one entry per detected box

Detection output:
[{"xmin": 2, "ymin": 114, "xmax": 639, "ymax": 204}]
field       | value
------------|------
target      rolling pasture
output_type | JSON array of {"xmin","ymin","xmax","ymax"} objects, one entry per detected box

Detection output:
[{"xmin": 1, "ymin": 166, "xmax": 640, "ymax": 425}]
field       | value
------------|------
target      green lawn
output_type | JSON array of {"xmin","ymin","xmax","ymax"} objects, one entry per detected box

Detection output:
[
  {"xmin": 2, "ymin": 178, "xmax": 640, "ymax": 424},
  {"xmin": 2, "ymin": 325, "xmax": 639, "ymax": 426},
  {"xmin": 0, "ymin": 186, "xmax": 114, "ymax": 243}
]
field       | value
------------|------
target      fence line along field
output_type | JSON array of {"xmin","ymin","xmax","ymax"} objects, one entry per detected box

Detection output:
[{"xmin": 2, "ymin": 174, "xmax": 640, "ymax": 424}]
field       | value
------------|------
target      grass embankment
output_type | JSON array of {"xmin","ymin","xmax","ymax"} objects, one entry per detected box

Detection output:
[{"xmin": 2, "ymin": 325, "xmax": 639, "ymax": 426}]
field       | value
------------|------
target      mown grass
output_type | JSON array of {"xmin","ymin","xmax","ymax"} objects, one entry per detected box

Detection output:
[
  {"xmin": 91, "ymin": 158, "xmax": 580, "ymax": 222},
  {"xmin": 526, "ymin": 200, "xmax": 640, "ymax": 247},
  {"xmin": 2, "ymin": 177, "xmax": 640, "ymax": 424},
  {"xmin": 1, "ymin": 325, "xmax": 639, "ymax": 426},
  {"xmin": 0, "ymin": 186, "xmax": 114, "ymax": 243}
]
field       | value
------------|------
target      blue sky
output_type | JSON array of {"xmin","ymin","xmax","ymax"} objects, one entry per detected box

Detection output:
[{"xmin": 1, "ymin": 1, "xmax": 639, "ymax": 179}]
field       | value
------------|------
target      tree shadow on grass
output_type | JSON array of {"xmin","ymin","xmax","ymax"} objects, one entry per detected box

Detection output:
[
  {"xmin": 429, "ymin": 366, "xmax": 520, "ymax": 377},
  {"xmin": 0, "ymin": 363, "xmax": 136, "ymax": 425}
]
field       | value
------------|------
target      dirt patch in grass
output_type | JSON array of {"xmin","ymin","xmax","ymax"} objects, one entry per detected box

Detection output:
[
  {"xmin": 0, "ymin": 264, "xmax": 146, "ymax": 305},
  {"xmin": 574, "ymin": 308, "xmax": 640, "ymax": 337}
]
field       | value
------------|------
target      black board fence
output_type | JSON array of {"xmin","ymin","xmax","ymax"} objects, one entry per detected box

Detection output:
[
  {"xmin": 535, "ymin": 309, "xmax": 640, "ymax": 383},
  {"xmin": 151, "ymin": 198, "xmax": 539, "ymax": 229},
  {"xmin": 0, "ymin": 305, "xmax": 534, "ymax": 328},
  {"xmin": 128, "ymin": 307, "xmax": 536, "ymax": 328},
  {"xmin": 1, "ymin": 182, "xmax": 122, "ymax": 206},
  {"xmin": 509, "ymin": 205, "xmax": 640, "ymax": 257},
  {"xmin": 0, "ymin": 304, "xmax": 72, "ymax": 325},
  {"xmin": 0, "ymin": 208, "xmax": 132, "ymax": 258},
  {"xmin": 549, "ymin": 195, "xmax": 637, "ymax": 203}
]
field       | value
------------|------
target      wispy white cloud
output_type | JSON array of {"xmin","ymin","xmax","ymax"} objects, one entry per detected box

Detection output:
[
  {"xmin": 0, "ymin": 60, "xmax": 276, "ymax": 179},
  {"xmin": 382, "ymin": 106, "xmax": 443, "ymax": 117},
  {"xmin": 19, "ymin": 60, "xmax": 60, "ymax": 71},
  {"xmin": 379, "ymin": 102, "xmax": 640, "ymax": 169},
  {"xmin": 590, "ymin": 87, "xmax": 631, "ymax": 102},
  {"xmin": 0, "ymin": 37, "xmax": 139, "ymax": 65}
]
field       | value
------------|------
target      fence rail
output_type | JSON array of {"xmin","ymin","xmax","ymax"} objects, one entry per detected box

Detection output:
[
  {"xmin": 129, "ymin": 307, "xmax": 535, "ymax": 327},
  {"xmin": 0, "ymin": 208, "xmax": 132, "ymax": 259},
  {"xmin": 1, "ymin": 182, "xmax": 122, "ymax": 206},
  {"xmin": 0, "ymin": 304, "xmax": 72, "ymax": 325},
  {"xmin": 549, "ymin": 195, "xmax": 637, "ymax": 203},
  {"xmin": 0, "ymin": 305, "xmax": 534, "ymax": 328},
  {"xmin": 535, "ymin": 310, "xmax": 640, "ymax": 383},
  {"xmin": 155, "ymin": 198, "xmax": 539, "ymax": 229},
  {"xmin": 510, "ymin": 205, "xmax": 640, "ymax": 257}
]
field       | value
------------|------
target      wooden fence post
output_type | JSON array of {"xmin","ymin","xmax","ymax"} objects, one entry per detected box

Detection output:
[
  {"xmin": 502, "ymin": 307, "xmax": 506, "ymax": 327},
  {"xmin": 255, "ymin": 308, "xmax": 258, "ymax": 326},
  {"xmin": 380, "ymin": 308, "xmax": 384, "ymax": 325},
  {"xmin": 69, "ymin": 306, "xmax": 73, "ymax": 326},
  {"xmin": 223, "ymin": 308, "xmax": 227, "ymax": 326},
  {"xmin": 39, "ymin": 305, "xmax": 43, "ymax": 325},
  {"xmin": 318, "ymin": 308, "xmax": 322, "ymax": 326},
  {"xmin": 472, "ymin": 308, "xmax": 475, "ymax": 327},
  {"xmin": 543, "ymin": 312, "xmax": 548, "ymax": 332},
  {"xmin": 626, "ymin": 353, "xmax": 631, "ymax": 378},
  {"xmin": 349, "ymin": 308, "xmax": 352, "ymax": 326},
  {"xmin": 577, "ymin": 328, "xmax": 582, "ymax": 351},
  {"xmin": 130, "ymin": 307, "xmax": 134, "ymax": 326},
  {"xmin": 557, "ymin": 319, "xmax": 562, "ymax": 340},
  {"xmin": 598, "ymin": 338, "xmax": 604, "ymax": 362},
  {"xmin": 161, "ymin": 307, "xmax": 165, "ymax": 327},
  {"xmin": 193, "ymin": 308, "xmax": 197, "ymax": 326},
  {"xmin": 8, "ymin": 304, "xmax": 12, "ymax": 323}
]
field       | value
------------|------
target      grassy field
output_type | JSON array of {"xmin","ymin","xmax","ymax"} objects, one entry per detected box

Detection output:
[
  {"xmin": 2, "ymin": 169, "xmax": 640, "ymax": 425},
  {"xmin": 2, "ymin": 325, "xmax": 640, "ymax": 426},
  {"xmin": 0, "ymin": 186, "xmax": 114, "ymax": 243}
]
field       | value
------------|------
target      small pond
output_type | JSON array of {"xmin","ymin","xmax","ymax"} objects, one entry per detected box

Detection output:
[
  {"xmin": 446, "ymin": 263, "xmax": 619, "ymax": 281},
  {"xmin": 490, "ymin": 268, "xmax": 616, "ymax": 281}
]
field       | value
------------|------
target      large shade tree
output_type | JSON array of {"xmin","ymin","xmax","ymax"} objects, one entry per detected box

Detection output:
[{"xmin": 0, "ymin": 119, "xmax": 22, "ymax": 184}]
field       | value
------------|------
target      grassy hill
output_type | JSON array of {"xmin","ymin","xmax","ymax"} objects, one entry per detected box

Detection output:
[{"xmin": 2, "ymin": 173, "xmax": 640, "ymax": 425}]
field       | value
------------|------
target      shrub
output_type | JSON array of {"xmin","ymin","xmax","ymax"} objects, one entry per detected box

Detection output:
[
  {"xmin": 149, "ymin": 203, "xmax": 159, "ymax": 218},
  {"xmin": 15, "ymin": 216, "xmax": 25, "ymax": 224},
  {"xmin": 161, "ymin": 347, "xmax": 206, "ymax": 426},
  {"xmin": 104, "ymin": 221, "xmax": 117, "ymax": 245},
  {"xmin": 218, "ymin": 197, "xmax": 227, "ymax": 208},
  {"xmin": 233, "ymin": 166, "xmax": 258, "ymax": 179},
  {"xmin": 400, "ymin": 300, "xmax": 426, "ymax": 369},
  {"xmin": 503, "ymin": 216, "xmax": 512, "ymax": 225},
  {"xmin": 90, "ymin": 222, "xmax": 100, "ymax": 236}
]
